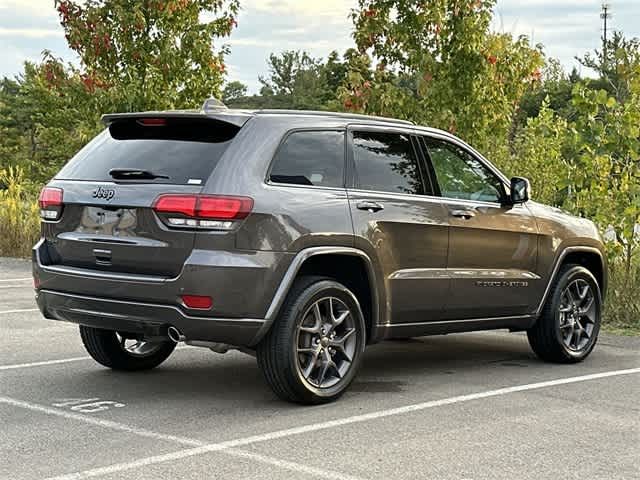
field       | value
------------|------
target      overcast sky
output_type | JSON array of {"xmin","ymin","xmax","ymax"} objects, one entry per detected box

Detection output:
[{"xmin": 1, "ymin": 0, "xmax": 638, "ymax": 93}]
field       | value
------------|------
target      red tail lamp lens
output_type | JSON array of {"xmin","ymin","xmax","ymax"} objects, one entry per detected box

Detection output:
[
  {"xmin": 181, "ymin": 295, "xmax": 212, "ymax": 310},
  {"xmin": 153, "ymin": 195, "xmax": 253, "ymax": 222},
  {"xmin": 38, "ymin": 187, "xmax": 63, "ymax": 208},
  {"xmin": 38, "ymin": 187, "xmax": 64, "ymax": 221},
  {"xmin": 196, "ymin": 196, "xmax": 253, "ymax": 219},
  {"xmin": 153, "ymin": 195, "xmax": 197, "ymax": 217}
]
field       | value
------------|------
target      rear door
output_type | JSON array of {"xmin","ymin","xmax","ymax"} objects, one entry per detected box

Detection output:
[
  {"xmin": 346, "ymin": 126, "xmax": 450, "ymax": 324},
  {"xmin": 419, "ymin": 135, "xmax": 539, "ymax": 319},
  {"xmin": 42, "ymin": 116, "xmax": 241, "ymax": 277}
]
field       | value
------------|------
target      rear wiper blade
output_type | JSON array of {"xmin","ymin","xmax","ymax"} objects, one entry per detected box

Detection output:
[{"xmin": 109, "ymin": 168, "xmax": 170, "ymax": 180}]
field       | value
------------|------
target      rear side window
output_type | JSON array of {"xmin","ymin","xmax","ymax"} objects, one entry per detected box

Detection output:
[
  {"xmin": 352, "ymin": 131, "xmax": 426, "ymax": 195},
  {"xmin": 269, "ymin": 130, "xmax": 345, "ymax": 188},
  {"xmin": 56, "ymin": 118, "xmax": 239, "ymax": 185}
]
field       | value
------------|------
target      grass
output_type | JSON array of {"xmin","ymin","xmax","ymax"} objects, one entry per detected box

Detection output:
[{"xmin": 602, "ymin": 263, "xmax": 640, "ymax": 336}]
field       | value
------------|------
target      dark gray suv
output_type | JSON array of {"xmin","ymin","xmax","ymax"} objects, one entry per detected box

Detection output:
[{"xmin": 33, "ymin": 104, "xmax": 607, "ymax": 404}]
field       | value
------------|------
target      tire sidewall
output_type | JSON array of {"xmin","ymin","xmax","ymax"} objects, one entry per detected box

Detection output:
[
  {"xmin": 287, "ymin": 281, "xmax": 366, "ymax": 401},
  {"xmin": 551, "ymin": 266, "xmax": 602, "ymax": 361}
]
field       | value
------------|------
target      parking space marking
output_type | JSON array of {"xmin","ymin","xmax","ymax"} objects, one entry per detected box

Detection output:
[
  {"xmin": 0, "ymin": 357, "xmax": 91, "ymax": 371},
  {"xmin": 0, "ymin": 308, "xmax": 39, "ymax": 315},
  {"xmin": 52, "ymin": 398, "xmax": 126, "ymax": 413},
  {"xmin": 5, "ymin": 367, "xmax": 638, "ymax": 480},
  {"xmin": 0, "ymin": 346, "xmax": 195, "ymax": 372},
  {"xmin": 0, "ymin": 277, "xmax": 32, "ymax": 282},
  {"xmin": 0, "ymin": 395, "xmax": 362, "ymax": 480}
]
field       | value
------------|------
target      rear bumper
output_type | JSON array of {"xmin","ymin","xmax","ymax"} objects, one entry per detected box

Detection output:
[
  {"xmin": 36, "ymin": 289, "xmax": 265, "ymax": 346},
  {"xmin": 32, "ymin": 238, "xmax": 291, "ymax": 346}
]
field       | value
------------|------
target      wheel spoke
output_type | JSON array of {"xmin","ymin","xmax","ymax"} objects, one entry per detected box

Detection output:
[
  {"xmin": 563, "ymin": 325, "xmax": 574, "ymax": 346},
  {"xmin": 317, "ymin": 358, "xmax": 339, "ymax": 386},
  {"xmin": 572, "ymin": 329, "xmax": 582, "ymax": 349},
  {"xmin": 300, "ymin": 305, "xmax": 323, "ymax": 334},
  {"xmin": 332, "ymin": 310, "xmax": 350, "ymax": 326},
  {"xmin": 577, "ymin": 282, "xmax": 589, "ymax": 301},
  {"xmin": 298, "ymin": 348, "xmax": 317, "ymax": 355},
  {"xmin": 579, "ymin": 296, "xmax": 594, "ymax": 315},
  {"xmin": 565, "ymin": 287, "xmax": 576, "ymax": 304},
  {"xmin": 303, "ymin": 350, "xmax": 321, "ymax": 378}
]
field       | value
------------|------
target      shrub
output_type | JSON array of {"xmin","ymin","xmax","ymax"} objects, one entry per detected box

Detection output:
[{"xmin": 0, "ymin": 167, "xmax": 40, "ymax": 257}]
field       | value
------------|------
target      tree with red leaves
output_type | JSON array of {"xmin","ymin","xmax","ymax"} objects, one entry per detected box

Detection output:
[{"xmin": 54, "ymin": 0, "xmax": 239, "ymax": 110}]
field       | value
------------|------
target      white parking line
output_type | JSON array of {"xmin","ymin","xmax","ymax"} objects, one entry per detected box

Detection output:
[
  {"xmin": 0, "ymin": 285, "xmax": 33, "ymax": 289},
  {"xmin": 0, "ymin": 357, "xmax": 90, "ymax": 371},
  {"xmin": 0, "ymin": 277, "xmax": 32, "ymax": 282},
  {"xmin": 0, "ymin": 308, "xmax": 39, "ymax": 315},
  {"xmin": 3, "ymin": 367, "xmax": 638, "ymax": 480},
  {"xmin": 0, "ymin": 346, "xmax": 193, "ymax": 372}
]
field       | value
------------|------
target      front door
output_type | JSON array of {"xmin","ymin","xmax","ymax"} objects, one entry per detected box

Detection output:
[
  {"xmin": 421, "ymin": 135, "xmax": 540, "ymax": 319},
  {"xmin": 347, "ymin": 127, "xmax": 450, "ymax": 325}
]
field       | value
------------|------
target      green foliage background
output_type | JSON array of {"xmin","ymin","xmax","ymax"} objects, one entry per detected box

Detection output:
[{"xmin": 0, "ymin": 0, "xmax": 638, "ymax": 332}]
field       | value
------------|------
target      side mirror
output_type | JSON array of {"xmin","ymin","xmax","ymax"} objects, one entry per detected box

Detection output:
[{"xmin": 509, "ymin": 177, "xmax": 531, "ymax": 204}]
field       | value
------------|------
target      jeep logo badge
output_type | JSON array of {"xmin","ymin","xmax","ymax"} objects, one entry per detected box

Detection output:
[{"xmin": 92, "ymin": 186, "xmax": 115, "ymax": 201}]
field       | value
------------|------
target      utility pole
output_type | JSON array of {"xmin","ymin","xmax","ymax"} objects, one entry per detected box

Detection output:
[{"xmin": 600, "ymin": 3, "xmax": 612, "ymax": 70}]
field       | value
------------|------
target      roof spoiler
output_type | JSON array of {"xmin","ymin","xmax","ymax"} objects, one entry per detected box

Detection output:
[{"xmin": 101, "ymin": 109, "xmax": 253, "ymax": 128}]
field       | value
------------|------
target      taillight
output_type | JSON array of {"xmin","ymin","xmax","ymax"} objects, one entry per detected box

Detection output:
[
  {"xmin": 38, "ymin": 187, "xmax": 64, "ymax": 221},
  {"xmin": 153, "ymin": 194, "xmax": 253, "ymax": 230}
]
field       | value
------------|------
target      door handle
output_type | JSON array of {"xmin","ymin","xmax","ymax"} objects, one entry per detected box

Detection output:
[
  {"xmin": 450, "ymin": 209, "xmax": 475, "ymax": 219},
  {"xmin": 356, "ymin": 201, "xmax": 384, "ymax": 213}
]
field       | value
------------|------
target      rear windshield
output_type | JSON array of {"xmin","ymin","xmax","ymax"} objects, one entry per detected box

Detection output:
[{"xmin": 56, "ymin": 118, "xmax": 240, "ymax": 185}]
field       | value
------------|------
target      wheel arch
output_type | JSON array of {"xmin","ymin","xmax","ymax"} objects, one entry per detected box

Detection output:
[
  {"xmin": 536, "ymin": 246, "xmax": 607, "ymax": 316},
  {"xmin": 251, "ymin": 247, "xmax": 381, "ymax": 345}
]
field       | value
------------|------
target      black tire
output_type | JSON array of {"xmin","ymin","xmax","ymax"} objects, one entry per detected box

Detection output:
[
  {"xmin": 257, "ymin": 276, "xmax": 366, "ymax": 404},
  {"xmin": 527, "ymin": 264, "xmax": 602, "ymax": 363},
  {"xmin": 80, "ymin": 325, "xmax": 176, "ymax": 371}
]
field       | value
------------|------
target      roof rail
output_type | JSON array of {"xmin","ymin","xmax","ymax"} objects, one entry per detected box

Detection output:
[{"xmin": 255, "ymin": 109, "xmax": 414, "ymax": 126}]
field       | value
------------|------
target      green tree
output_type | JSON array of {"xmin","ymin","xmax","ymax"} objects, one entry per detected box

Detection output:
[
  {"xmin": 54, "ymin": 0, "xmax": 240, "ymax": 111},
  {"xmin": 343, "ymin": 0, "xmax": 543, "ymax": 160},
  {"xmin": 222, "ymin": 80, "xmax": 248, "ymax": 104},
  {"xmin": 0, "ymin": 59, "xmax": 97, "ymax": 182},
  {"xmin": 578, "ymin": 32, "xmax": 640, "ymax": 103},
  {"xmin": 258, "ymin": 50, "xmax": 330, "ymax": 109}
]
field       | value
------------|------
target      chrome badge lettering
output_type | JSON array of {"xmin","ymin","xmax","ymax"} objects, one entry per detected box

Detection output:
[
  {"xmin": 92, "ymin": 186, "xmax": 115, "ymax": 201},
  {"xmin": 476, "ymin": 280, "xmax": 529, "ymax": 288}
]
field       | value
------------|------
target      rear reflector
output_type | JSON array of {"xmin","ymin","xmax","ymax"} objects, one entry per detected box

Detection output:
[
  {"xmin": 38, "ymin": 187, "xmax": 63, "ymax": 221},
  {"xmin": 153, "ymin": 194, "xmax": 253, "ymax": 230},
  {"xmin": 181, "ymin": 295, "xmax": 212, "ymax": 310}
]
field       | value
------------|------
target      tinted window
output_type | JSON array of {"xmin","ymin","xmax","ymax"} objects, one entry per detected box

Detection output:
[
  {"xmin": 270, "ymin": 131, "xmax": 345, "ymax": 188},
  {"xmin": 352, "ymin": 131, "xmax": 425, "ymax": 195},
  {"xmin": 56, "ymin": 118, "xmax": 239, "ymax": 185},
  {"xmin": 423, "ymin": 137, "xmax": 505, "ymax": 203}
]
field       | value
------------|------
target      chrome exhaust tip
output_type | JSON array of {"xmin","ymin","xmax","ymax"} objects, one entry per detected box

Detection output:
[{"xmin": 167, "ymin": 326, "xmax": 185, "ymax": 343}]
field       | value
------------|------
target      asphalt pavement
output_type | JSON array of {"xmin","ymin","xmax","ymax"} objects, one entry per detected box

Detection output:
[{"xmin": 1, "ymin": 257, "xmax": 638, "ymax": 480}]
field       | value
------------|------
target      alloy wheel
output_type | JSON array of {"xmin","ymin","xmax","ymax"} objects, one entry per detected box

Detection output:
[
  {"xmin": 295, "ymin": 296, "xmax": 358, "ymax": 389},
  {"xmin": 558, "ymin": 279, "xmax": 597, "ymax": 352}
]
